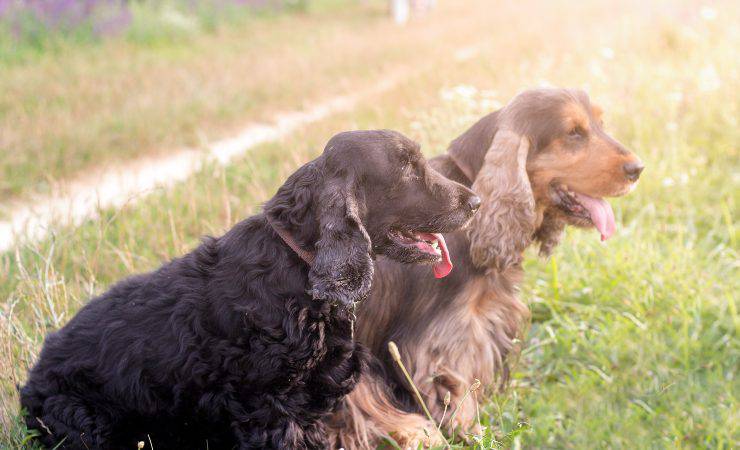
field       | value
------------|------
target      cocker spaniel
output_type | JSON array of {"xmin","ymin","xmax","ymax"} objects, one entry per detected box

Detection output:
[
  {"xmin": 329, "ymin": 89, "xmax": 644, "ymax": 448},
  {"xmin": 20, "ymin": 130, "xmax": 480, "ymax": 449}
]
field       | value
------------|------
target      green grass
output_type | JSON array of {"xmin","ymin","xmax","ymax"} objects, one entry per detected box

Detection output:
[
  {"xmin": 1, "ymin": 0, "xmax": 738, "ymax": 448},
  {"xmin": 0, "ymin": 0, "xmax": 320, "ymax": 62},
  {"xmin": 0, "ymin": 0, "xmax": 486, "ymax": 201}
]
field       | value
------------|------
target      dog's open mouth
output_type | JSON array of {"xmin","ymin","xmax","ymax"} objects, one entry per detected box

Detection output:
[
  {"xmin": 388, "ymin": 230, "xmax": 452, "ymax": 278},
  {"xmin": 553, "ymin": 185, "xmax": 616, "ymax": 241}
]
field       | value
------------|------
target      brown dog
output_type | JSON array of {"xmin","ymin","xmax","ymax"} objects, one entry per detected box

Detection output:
[{"xmin": 328, "ymin": 89, "xmax": 644, "ymax": 448}]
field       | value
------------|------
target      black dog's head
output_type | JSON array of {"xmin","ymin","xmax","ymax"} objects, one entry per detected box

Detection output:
[{"xmin": 266, "ymin": 130, "xmax": 479, "ymax": 307}]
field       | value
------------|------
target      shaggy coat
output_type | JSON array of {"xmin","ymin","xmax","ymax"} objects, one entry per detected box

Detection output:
[
  {"xmin": 20, "ymin": 130, "xmax": 480, "ymax": 450},
  {"xmin": 329, "ymin": 89, "xmax": 644, "ymax": 448}
]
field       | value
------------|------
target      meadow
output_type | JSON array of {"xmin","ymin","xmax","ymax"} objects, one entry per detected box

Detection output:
[
  {"xmin": 1, "ymin": 0, "xmax": 738, "ymax": 448},
  {"xmin": 0, "ymin": 0, "xmax": 482, "ymax": 200}
]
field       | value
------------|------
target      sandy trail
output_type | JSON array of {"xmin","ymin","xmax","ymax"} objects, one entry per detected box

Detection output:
[{"xmin": 0, "ymin": 45, "xmax": 479, "ymax": 253}]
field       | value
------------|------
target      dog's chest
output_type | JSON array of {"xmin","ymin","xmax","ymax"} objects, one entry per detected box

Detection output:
[
  {"xmin": 271, "ymin": 300, "xmax": 359, "ymax": 381},
  {"xmin": 417, "ymin": 275, "xmax": 527, "ymax": 390}
]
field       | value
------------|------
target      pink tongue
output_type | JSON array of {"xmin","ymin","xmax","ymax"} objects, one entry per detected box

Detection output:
[
  {"xmin": 415, "ymin": 232, "xmax": 453, "ymax": 278},
  {"xmin": 574, "ymin": 193, "xmax": 616, "ymax": 241},
  {"xmin": 431, "ymin": 233, "xmax": 452, "ymax": 278}
]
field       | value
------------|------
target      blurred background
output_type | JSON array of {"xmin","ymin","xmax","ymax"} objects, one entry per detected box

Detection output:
[{"xmin": 1, "ymin": 0, "xmax": 738, "ymax": 448}]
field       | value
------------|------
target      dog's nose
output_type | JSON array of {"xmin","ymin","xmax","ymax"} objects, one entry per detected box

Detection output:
[
  {"xmin": 623, "ymin": 161, "xmax": 644, "ymax": 182},
  {"xmin": 466, "ymin": 195, "xmax": 481, "ymax": 212}
]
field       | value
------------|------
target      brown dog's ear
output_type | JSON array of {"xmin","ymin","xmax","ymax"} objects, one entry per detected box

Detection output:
[
  {"xmin": 591, "ymin": 102, "xmax": 604, "ymax": 123},
  {"xmin": 447, "ymin": 111, "xmax": 499, "ymax": 181},
  {"xmin": 468, "ymin": 129, "xmax": 536, "ymax": 271},
  {"xmin": 309, "ymin": 178, "xmax": 373, "ymax": 307}
]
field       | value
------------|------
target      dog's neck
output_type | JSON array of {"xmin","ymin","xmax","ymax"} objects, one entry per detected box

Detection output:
[
  {"xmin": 265, "ymin": 214, "xmax": 316, "ymax": 265},
  {"xmin": 262, "ymin": 163, "xmax": 324, "ymax": 257}
]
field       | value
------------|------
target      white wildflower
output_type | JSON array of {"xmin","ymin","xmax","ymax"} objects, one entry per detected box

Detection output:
[
  {"xmin": 700, "ymin": 6, "xmax": 717, "ymax": 21},
  {"xmin": 161, "ymin": 6, "xmax": 198, "ymax": 30},
  {"xmin": 440, "ymin": 84, "xmax": 478, "ymax": 103},
  {"xmin": 667, "ymin": 91, "xmax": 684, "ymax": 103},
  {"xmin": 698, "ymin": 65, "xmax": 721, "ymax": 92},
  {"xmin": 589, "ymin": 61, "xmax": 605, "ymax": 79},
  {"xmin": 480, "ymin": 89, "xmax": 498, "ymax": 99},
  {"xmin": 453, "ymin": 84, "xmax": 478, "ymax": 99},
  {"xmin": 480, "ymin": 98, "xmax": 502, "ymax": 110}
]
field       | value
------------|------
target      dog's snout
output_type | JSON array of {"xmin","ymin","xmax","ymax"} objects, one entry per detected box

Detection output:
[
  {"xmin": 623, "ymin": 161, "xmax": 644, "ymax": 182},
  {"xmin": 465, "ymin": 195, "xmax": 481, "ymax": 213}
]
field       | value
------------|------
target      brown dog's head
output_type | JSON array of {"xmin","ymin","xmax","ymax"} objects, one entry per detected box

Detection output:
[
  {"xmin": 267, "ymin": 130, "xmax": 480, "ymax": 306},
  {"xmin": 449, "ymin": 88, "xmax": 643, "ymax": 271}
]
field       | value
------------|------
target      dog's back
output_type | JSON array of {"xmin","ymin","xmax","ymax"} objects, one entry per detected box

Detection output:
[{"xmin": 20, "ymin": 217, "xmax": 363, "ymax": 449}]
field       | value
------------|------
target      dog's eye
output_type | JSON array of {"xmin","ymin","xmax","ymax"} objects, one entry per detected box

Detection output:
[
  {"xmin": 569, "ymin": 127, "xmax": 586, "ymax": 139},
  {"xmin": 402, "ymin": 160, "xmax": 421, "ymax": 181}
]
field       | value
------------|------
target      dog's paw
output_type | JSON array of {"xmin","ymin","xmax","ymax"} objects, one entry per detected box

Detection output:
[{"xmin": 391, "ymin": 419, "xmax": 446, "ymax": 450}]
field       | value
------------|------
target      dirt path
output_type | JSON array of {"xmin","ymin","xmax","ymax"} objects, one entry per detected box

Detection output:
[{"xmin": 0, "ymin": 45, "xmax": 479, "ymax": 253}]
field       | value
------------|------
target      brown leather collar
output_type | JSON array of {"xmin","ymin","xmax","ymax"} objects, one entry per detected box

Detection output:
[
  {"xmin": 447, "ymin": 151, "xmax": 475, "ymax": 184},
  {"xmin": 265, "ymin": 215, "xmax": 315, "ymax": 266}
]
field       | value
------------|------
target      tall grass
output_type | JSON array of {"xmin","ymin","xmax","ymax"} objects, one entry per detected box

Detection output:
[
  {"xmin": 0, "ymin": 0, "xmax": 315, "ymax": 62},
  {"xmin": 1, "ymin": 0, "xmax": 738, "ymax": 448},
  {"xmin": 0, "ymin": 0, "xmax": 476, "ymax": 201}
]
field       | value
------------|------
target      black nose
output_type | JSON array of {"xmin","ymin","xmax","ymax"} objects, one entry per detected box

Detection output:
[
  {"xmin": 466, "ymin": 195, "xmax": 481, "ymax": 212},
  {"xmin": 623, "ymin": 161, "xmax": 644, "ymax": 182}
]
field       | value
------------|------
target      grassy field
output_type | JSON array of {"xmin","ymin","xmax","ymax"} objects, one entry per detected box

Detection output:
[
  {"xmin": 1, "ymin": 0, "xmax": 738, "ymax": 448},
  {"xmin": 0, "ymin": 0, "xmax": 487, "ymax": 201}
]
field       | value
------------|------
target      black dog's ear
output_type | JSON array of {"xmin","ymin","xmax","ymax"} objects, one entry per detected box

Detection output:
[{"xmin": 309, "ymin": 177, "xmax": 373, "ymax": 307}]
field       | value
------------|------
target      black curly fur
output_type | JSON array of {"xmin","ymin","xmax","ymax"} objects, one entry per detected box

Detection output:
[{"xmin": 20, "ymin": 130, "xmax": 479, "ymax": 450}]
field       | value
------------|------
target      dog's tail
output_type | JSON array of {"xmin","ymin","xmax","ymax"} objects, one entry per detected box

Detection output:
[{"xmin": 326, "ymin": 362, "xmax": 440, "ymax": 450}]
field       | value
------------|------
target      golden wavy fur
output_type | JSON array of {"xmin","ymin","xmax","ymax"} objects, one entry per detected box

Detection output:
[{"xmin": 329, "ymin": 88, "xmax": 644, "ymax": 448}]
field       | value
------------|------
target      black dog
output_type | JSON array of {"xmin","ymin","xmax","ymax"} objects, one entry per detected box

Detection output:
[{"xmin": 20, "ymin": 130, "xmax": 480, "ymax": 449}]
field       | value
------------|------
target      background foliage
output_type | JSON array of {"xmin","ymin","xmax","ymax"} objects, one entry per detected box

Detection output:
[{"xmin": 0, "ymin": 0, "xmax": 737, "ymax": 448}]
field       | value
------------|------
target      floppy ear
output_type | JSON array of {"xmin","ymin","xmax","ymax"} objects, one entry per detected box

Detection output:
[
  {"xmin": 468, "ymin": 129, "xmax": 536, "ymax": 271},
  {"xmin": 447, "ymin": 111, "xmax": 499, "ymax": 181},
  {"xmin": 309, "ymin": 178, "xmax": 373, "ymax": 307}
]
